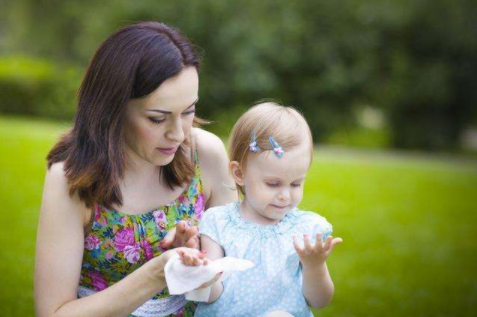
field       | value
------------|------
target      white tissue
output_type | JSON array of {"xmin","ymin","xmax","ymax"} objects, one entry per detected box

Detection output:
[{"xmin": 164, "ymin": 254, "xmax": 254, "ymax": 302}]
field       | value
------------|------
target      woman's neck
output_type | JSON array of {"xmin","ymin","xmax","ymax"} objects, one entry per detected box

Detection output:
[{"xmin": 122, "ymin": 150, "xmax": 161, "ymax": 188}]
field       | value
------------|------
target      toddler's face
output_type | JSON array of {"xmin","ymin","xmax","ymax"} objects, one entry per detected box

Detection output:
[{"xmin": 240, "ymin": 142, "xmax": 311, "ymax": 225}]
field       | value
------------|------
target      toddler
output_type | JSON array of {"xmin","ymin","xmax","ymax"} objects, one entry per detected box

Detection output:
[{"xmin": 179, "ymin": 102, "xmax": 343, "ymax": 317}]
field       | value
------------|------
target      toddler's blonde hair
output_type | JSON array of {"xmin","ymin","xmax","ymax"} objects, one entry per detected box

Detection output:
[{"xmin": 229, "ymin": 101, "xmax": 314, "ymax": 196}]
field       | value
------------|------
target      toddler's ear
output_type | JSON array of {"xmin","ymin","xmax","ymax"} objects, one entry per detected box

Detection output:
[{"xmin": 229, "ymin": 161, "xmax": 244, "ymax": 186}]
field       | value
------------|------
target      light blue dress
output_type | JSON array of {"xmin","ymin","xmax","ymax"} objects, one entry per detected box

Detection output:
[{"xmin": 195, "ymin": 201, "xmax": 332, "ymax": 317}]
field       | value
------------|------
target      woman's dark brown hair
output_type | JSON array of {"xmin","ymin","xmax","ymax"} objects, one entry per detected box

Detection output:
[{"xmin": 47, "ymin": 21, "xmax": 203, "ymax": 209}]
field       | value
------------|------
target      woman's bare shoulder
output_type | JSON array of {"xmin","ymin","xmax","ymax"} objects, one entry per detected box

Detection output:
[
  {"xmin": 47, "ymin": 161, "xmax": 67, "ymax": 181},
  {"xmin": 193, "ymin": 128, "xmax": 225, "ymax": 148},
  {"xmin": 193, "ymin": 128, "xmax": 228, "ymax": 167},
  {"xmin": 45, "ymin": 162, "xmax": 74, "ymax": 197},
  {"xmin": 44, "ymin": 162, "xmax": 90, "ymax": 226},
  {"xmin": 192, "ymin": 128, "xmax": 237, "ymax": 206}
]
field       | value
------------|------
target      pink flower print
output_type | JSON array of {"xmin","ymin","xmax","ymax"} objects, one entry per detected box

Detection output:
[
  {"xmin": 114, "ymin": 227, "xmax": 135, "ymax": 251},
  {"xmin": 94, "ymin": 205, "xmax": 101, "ymax": 222},
  {"xmin": 93, "ymin": 206, "xmax": 108, "ymax": 227},
  {"xmin": 124, "ymin": 244, "xmax": 141, "ymax": 264},
  {"xmin": 141, "ymin": 240, "xmax": 154, "ymax": 260},
  {"xmin": 105, "ymin": 251, "xmax": 114, "ymax": 260},
  {"xmin": 153, "ymin": 210, "xmax": 168, "ymax": 230},
  {"xmin": 194, "ymin": 194, "xmax": 205, "ymax": 220},
  {"xmin": 84, "ymin": 235, "xmax": 102, "ymax": 250},
  {"xmin": 179, "ymin": 195, "xmax": 190, "ymax": 207},
  {"xmin": 89, "ymin": 271, "xmax": 108, "ymax": 291},
  {"xmin": 176, "ymin": 308, "xmax": 184, "ymax": 317}
]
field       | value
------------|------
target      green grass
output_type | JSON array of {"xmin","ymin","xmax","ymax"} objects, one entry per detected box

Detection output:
[{"xmin": 1, "ymin": 116, "xmax": 476, "ymax": 316}]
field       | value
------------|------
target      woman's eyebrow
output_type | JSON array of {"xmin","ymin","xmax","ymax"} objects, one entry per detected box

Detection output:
[{"xmin": 146, "ymin": 98, "xmax": 199, "ymax": 114}]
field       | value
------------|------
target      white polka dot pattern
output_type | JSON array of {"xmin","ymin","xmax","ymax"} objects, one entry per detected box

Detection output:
[{"xmin": 195, "ymin": 202, "xmax": 332, "ymax": 317}]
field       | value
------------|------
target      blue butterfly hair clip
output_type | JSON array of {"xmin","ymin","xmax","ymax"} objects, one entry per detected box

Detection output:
[
  {"xmin": 268, "ymin": 136, "xmax": 284, "ymax": 158},
  {"xmin": 249, "ymin": 131, "xmax": 259, "ymax": 153}
]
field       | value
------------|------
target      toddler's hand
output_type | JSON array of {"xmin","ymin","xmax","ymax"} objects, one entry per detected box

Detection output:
[
  {"xmin": 176, "ymin": 248, "xmax": 222, "ymax": 290},
  {"xmin": 177, "ymin": 248, "xmax": 209, "ymax": 266},
  {"xmin": 293, "ymin": 233, "xmax": 343, "ymax": 267}
]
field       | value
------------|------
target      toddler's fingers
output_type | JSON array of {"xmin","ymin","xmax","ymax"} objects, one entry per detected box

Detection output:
[
  {"xmin": 303, "ymin": 234, "xmax": 314, "ymax": 253},
  {"xmin": 178, "ymin": 251, "xmax": 190, "ymax": 265},
  {"xmin": 180, "ymin": 252, "xmax": 189, "ymax": 264},
  {"xmin": 329, "ymin": 237, "xmax": 343, "ymax": 251},
  {"xmin": 184, "ymin": 253, "xmax": 194, "ymax": 266},
  {"xmin": 314, "ymin": 233, "xmax": 323, "ymax": 252},
  {"xmin": 192, "ymin": 256, "xmax": 202, "ymax": 266},
  {"xmin": 177, "ymin": 249, "xmax": 185, "ymax": 259},
  {"xmin": 323, "ymin": 235, "xmax": 333, "ymax": 252},
  {"xmin": 293, "ymin": 235, "xmax": 305, "ymax": 256}
]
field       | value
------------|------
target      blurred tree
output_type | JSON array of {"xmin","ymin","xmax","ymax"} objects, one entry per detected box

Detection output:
[
  {"xmin": 1, "ymin": 0, "xmax": 476, "ymax": 150},
  {"xmin": 369, "ymin": 0, "xmax": 477, "ymax": 150}
]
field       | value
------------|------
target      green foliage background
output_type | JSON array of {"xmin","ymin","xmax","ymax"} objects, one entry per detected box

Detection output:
[{"xmin": 1, "ymin": 0, "xmax": 476, "ymax": 150}]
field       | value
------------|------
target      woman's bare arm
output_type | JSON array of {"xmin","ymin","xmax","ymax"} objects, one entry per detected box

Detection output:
[{"xmin": 34, "ymin": 163, "xmax": 173, "ymax": 317}]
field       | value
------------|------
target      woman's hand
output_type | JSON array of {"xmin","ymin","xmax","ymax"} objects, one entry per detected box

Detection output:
[
  {"xmin": 293, "ymin": 233, "xmax": 343, "ymax": 267},
  {"xmin": 160, "ymin": 221, "xmax": 200, "ymax": 250}
]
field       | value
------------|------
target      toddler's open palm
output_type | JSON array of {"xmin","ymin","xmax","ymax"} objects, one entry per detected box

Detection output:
[{"xmin": 293, "ymin": 233, "xmax": 343, "ymax": 266}]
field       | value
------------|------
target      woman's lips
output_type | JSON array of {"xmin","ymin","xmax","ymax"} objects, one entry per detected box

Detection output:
[{"xmin": 157, "ymin": 146, "xmax": 179, "ymax": 155}]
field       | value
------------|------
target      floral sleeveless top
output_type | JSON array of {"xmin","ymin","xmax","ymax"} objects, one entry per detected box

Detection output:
[{"xmin": 78, "ymin": 150, "xmax": 205, "ymax": 317}]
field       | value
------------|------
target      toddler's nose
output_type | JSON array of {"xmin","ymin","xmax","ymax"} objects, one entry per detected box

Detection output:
[{"xmin": 277, "ymin": 189, "xmax": 290, "ymax": 201}]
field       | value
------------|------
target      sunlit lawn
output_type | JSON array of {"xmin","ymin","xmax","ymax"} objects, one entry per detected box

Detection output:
[{"xmin": 1, "ymin": 116, "xmax": 476, "ymax": 317}]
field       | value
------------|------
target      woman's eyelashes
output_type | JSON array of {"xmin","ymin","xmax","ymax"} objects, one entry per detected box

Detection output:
[
  {"xmin": 148, "ymin": 109, "xmax": 195, "ymax": 125},
  {"xmin": 148, "ymin": 117, "xmax": 166, "ymax": 124}
]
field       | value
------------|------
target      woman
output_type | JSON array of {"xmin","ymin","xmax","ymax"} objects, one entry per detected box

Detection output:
[{"xmin": 34, "ymin": 21, "xmax": 236, "ymax": 317}]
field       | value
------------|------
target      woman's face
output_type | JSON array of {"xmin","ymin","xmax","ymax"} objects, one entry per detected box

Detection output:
[{"xmin": 124, "ymin": 66, "xmax": 199, "ymax": 167}]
